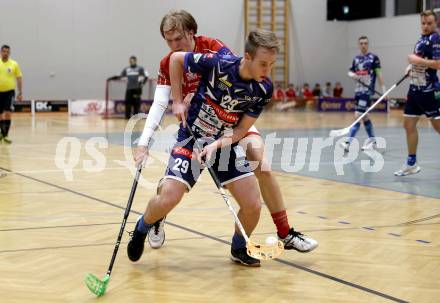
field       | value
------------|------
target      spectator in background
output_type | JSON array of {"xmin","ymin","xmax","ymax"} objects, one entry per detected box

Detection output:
[
  {"xmin": 276, "ymin": 83, "xmax": 297, "ymax": 111},
  {"xmin": 301, "ymin": 83, "xmax": 314, "ymax": 99},
  {"xmin": 323, "ymin": 82, "xmax": 332, "ymax": 97},
  {"xmin": 333, "ymin": 82, "xmax": 343, "ymax": 97},
  {"xmin": 302, "ymin": 83, "xmax": 315, "ymax": 110},
  {"xmin": 285, "ymin": 83, "xmax": 296, "ymax": 101},
  {"xmin": 273, "ymin": 83, "xmax": 291, "ymax": 111},
  {"xmin": 312, "ymin": 83, "xmax": 322, "ymax": 98},
  {"xmin": 273, "ymin": 83, "xmax": 286, "ymax": 102}
]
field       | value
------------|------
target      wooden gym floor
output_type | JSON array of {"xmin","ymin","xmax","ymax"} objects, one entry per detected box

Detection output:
[{"xmin": 0, "ymin": 111, "xmax": 439, "ymax": 303}]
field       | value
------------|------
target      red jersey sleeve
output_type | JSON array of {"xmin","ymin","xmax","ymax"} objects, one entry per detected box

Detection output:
[{"xmin": 157, "ymin": 53, "xmax": 172, "ymax": 86}]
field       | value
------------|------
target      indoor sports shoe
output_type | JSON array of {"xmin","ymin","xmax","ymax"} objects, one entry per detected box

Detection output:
[
  {"xmin": 361, "ymin": 138, "xmax": 376, "ymax": 151},
  {"xmin": 2, "ymin": 137, "xmax": 12, "ymax": 144},
  {"xmin": 230, "ymin": 247, "xmax": 261, "ymax": 267},
  {"xmin": 127, "ymin": 216, "xmax": 148, "ymax": 262},
  {"xmin": 279, "ymin": 228, "xmax": 318, "ymax": 252},
  {"xmin": 148, "ymin": 217, "xmax": 166, "ymax": 249},
  {"xmin": 340, "ymin": 141, "xmax": 350, "ymax": 153},
  {"xmin": 394, "ymin": 163, "xmax": 421, "ymax": 177}
]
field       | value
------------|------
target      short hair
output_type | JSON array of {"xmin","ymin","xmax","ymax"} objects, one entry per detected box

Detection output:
[
  {"xmin": 130, "ymin": 55, "xmax": 137, "ymax": 60},
  {"xmin": 160, "ymin": 10, "xmax": 198, "ymax": 38},
  {"xmin": 1, "ymin": 45, "xmax": 10, "ymax": 50},
  {"xmin": 245, "ymin": 29, "xmax": 280, "ymax": 57},
  {"xmin": 421, "ymin": 9, "xmax": 437, "ymax": 20},
  {"xmin": 358, "ymin": 36, "xmax": 368, "ymax": 41}
]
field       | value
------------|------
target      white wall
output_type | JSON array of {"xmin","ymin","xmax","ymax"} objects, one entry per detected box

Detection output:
[
  {"xmin": 0, "ymin": 0, "xmax": 244, "ymax": 99},
  {"xmin": 0, "ymin": 0, "xmax": 423, "ymax": 99},
  {"xmin": 347, "ymin": 15, "xmax": 420, "ymax": 97},
  {"xmin": 290, "ymin": 0, "xmax": 349, "ymax": 92}
]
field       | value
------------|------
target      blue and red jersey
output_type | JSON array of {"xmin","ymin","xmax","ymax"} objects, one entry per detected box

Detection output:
[
  {"xmin": 350, "ymin": 52, "xmax": 381, "ymax": 96},
  {"xmin": 179, "ymin": 53, "xmax": 273, "ymax": 140}
]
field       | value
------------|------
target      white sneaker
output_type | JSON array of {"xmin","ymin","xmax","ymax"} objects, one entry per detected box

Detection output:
[
  {"xmin": 394, "ymin": 163, "xmax": 421, "ymax": 176},
  {"xmin": 340, "ymin": 141, "xmax": 350, "ymax": 153},
  {"xmin": 361, "ymin": 138, "xmax": 377, "ymax": 151},
  {"xmin": 147, "ymin": 217, "xmax": 166, "ymax": 249},
  {"xmin": 279, "ymin": 228, "xmax": 318, "ymax": 252}
]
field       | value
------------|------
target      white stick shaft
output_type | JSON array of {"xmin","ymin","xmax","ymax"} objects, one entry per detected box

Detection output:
[
  {"xmin": 186, "ymin": 126, "xmax": 250, "ymax": 243},
  {"xmin": 218, "ymin": 186, "xmax": 250, "ymax": 242},
  {"xmin": 347, "ymin": 83, "xmax": 397, "ymax": 130}
]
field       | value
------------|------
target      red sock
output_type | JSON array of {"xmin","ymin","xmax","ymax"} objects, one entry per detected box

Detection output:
[{"xmin": 271, "ymin": 210, "xmax": 290, "ymax": 238}]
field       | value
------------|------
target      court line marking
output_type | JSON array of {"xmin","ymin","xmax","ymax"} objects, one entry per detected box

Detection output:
[
  {"xmin": 0, "ymin": 236, "xmax": 209, "ymax": 254},
  {"xmin": 0, "ymin": 166, "xmax": 129, "ymax": 175},
  {"xmin": 1, "ymin": 220, "xmax": 438, "ymax": 234},
  {"xmin": 0, "ymin": 166, "xmax": 409, "ymax": 303},
  {"xmin": 295, "ymin": 211, "xmax": 433, "ymax": 244}
]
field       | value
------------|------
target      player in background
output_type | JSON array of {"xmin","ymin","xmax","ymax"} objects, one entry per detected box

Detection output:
[
  {"xmin": 113, "ymin": 56, "xmax": 149, "ymax": 119},
  {"xmin": 394, "ymin": 10, "xmax": 440, "ymax": 176},
  {"xmin": 132, "ymin": 10, "xmax": 317, "ymax": 254},
  {"xmin": 0, "ymin": 45, "xmax": 23, "ymax": 144},
  {"xmin": 342, "ymin": 36, "xmax": 386, "ymax": 153},
  {"xmin": 128, "ymin": 29, "xmax": 278, "ymax": 267}
]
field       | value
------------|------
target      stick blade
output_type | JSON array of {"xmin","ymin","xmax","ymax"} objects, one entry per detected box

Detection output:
[
  {"xmin": 329, "ymin": 127, "xmax": 350, "ymax": 138},
  {"xmin": 85, "ymin": 273, "xmax": 110, "ymax": 297},
  {"xmin": 247, "ymin": 240, "xmax": 284, "ymax": 260}
]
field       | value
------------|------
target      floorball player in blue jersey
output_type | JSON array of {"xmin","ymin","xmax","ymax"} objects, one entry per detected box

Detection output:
[{"xmin": 128, "ymin": 29, "xmax": 280, "ymax": 267}]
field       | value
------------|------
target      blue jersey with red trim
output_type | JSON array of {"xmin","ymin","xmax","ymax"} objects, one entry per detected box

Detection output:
[
  {"xmin": 350, "ymin": 52, "xmax": 381, "ymax": 96},
  {"xmin": 179, "ymin": 53, "xmax": 273, "ymax": 140},
  {"xmin": 410, "ymin": 32, "xmax": 440, "ymax": 91}
]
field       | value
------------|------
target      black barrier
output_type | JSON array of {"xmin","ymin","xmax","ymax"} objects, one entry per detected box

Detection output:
[{"xmin": 13, "ymin": 100, "xmax": 69, "ymax": 113}]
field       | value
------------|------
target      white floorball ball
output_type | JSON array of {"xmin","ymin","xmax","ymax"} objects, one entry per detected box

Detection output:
[{"xmin": 265, "ymin": 236, "xmax": 278, "ymax": 245}]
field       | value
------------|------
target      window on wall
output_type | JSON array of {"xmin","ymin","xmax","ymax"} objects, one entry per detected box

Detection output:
[
  {"xmin": 425, "ymin": 0, "xmax": 440, "ymax": 11},
  {"xmin": 327, "ymin": 0, "xmax": 385, "ymax": 21},
  {"xmin": 395, "ymin": 0, "xmax": 423, "ymax": 16}
]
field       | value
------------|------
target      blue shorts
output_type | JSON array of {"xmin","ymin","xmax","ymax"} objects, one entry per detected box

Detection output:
[
  {"xmin": 404, "ymin": 89, "xmax": 440, "ymax": 119},
  {"xmin": 163, "ymin": 135, "xmax": 254, "ymax": 190},
  {"xmin": 354, "ymin": 93, "xmax": 372, "ymax": 113}
]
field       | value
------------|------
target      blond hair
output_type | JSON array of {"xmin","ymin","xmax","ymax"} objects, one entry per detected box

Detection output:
[
  {"xmin": 421, "ymin": 9, "xmax": 437, "ymax": 20},
  {"xmin": 160, "ymin": 10, "xmax": 198, "ymax": 38},
  {"xmin": 245, "ymin": 29, "xmax": 280, "ymax": 57}
]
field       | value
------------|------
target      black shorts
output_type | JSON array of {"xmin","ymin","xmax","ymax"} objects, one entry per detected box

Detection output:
[
  {"xmin": 404, "ymin": 89, "xmax": 440, "ymax": 119},
  {"xmin": 0, "ymin": 90, "xmax": 14, "ymax": 114},
  {"xmin": 125, "ymin": 88, "xmax": 142, "ymax": 102}
]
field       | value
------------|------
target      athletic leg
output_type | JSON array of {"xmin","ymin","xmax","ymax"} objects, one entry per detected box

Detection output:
[
  {"xmin": 125, "ymin": 90, "xmax": 132, "ymax": 119},
  {"xmin": 239, "ymin": 131, "xmax": 318, "ymax": 252},
  {"xmin": 225, "ymin": 174, "xmax": 262, "ymax": 267},
  {"xmin": 430, "ymin": 118, "xmax": 440, "ymax": 134},
  {"xmin": 133, "ymin": 89, "xmax": 141, "ymax": 116},
  {"xmin": 0, "ymin": 91, "xmax": 13, "ymax": 143},
  {"xmin": 128, "ymin": 137, "xmax": 200, "ymax": 260}
]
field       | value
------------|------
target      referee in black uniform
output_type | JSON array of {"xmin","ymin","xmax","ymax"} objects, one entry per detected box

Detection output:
[{"xmin": 120, "ymin": 56, "xmax": 149, "ymax": 119}]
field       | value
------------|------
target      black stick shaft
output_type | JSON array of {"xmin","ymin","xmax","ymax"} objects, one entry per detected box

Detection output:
[{"xmin": 106, "ymin": 165, "xmax": 142, "ymax": 275}]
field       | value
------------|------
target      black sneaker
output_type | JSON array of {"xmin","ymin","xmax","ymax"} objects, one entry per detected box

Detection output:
[
  {"xmin": 230, "ymin": 247, "xmax": 261, "ymax": 267},
  {"xmin": 127, "ymin": 216, "xmax": 148, "ymax": 262}
]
